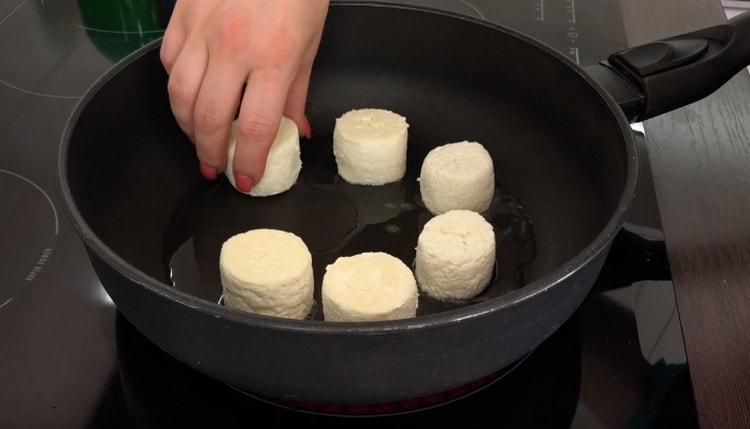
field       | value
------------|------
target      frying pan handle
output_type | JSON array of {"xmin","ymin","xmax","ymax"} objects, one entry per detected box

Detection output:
[{"xmin": 587, "ymin": 12, "xmax": 750, "ymax": 121}]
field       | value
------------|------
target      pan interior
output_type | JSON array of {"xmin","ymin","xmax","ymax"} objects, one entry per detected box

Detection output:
[
  {"xmin": 64, "ymin": 6, "xmax": 628, "ymax": 319},
  {"xmin": 164, "ymin": 138, "xmax": 536, "ymax": 318}
]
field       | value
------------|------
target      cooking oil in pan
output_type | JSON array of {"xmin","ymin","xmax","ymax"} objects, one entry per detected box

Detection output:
[{"xmin": 164, "ymin": 135, "xmax": 536, "ymax": 319}]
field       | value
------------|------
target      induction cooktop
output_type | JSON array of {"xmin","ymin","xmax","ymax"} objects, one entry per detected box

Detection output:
[{"xmin": 0, "ymin": 1, "xmax": 697, "ymax": 427}]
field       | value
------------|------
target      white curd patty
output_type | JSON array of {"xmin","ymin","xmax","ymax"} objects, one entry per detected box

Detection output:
[
  {"xmin": 226, "ymin": 116, "xmax": 301, "ymax": 197},
  {"xmin": 322, "ymin": 252, "xmax": 417, "ymax": 322},
  {"xmin": 333, "ymin": 109, "xmax": 408, "ymax": 185},
  {"xmin": 419, "ymin": 141, "xmax": 494, "ymax": 214},
  {"xmin": 415, "ymin": 210, "xmax": 495, "ymax": 300},
  {"xmin": 220, "ymin": 228, "xmax": 313, "ymax": 319}
]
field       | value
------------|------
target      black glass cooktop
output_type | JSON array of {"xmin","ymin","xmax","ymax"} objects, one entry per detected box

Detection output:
[{"xmin": 0, "ymin": 0, "xmax": 697, "ymax": 427}]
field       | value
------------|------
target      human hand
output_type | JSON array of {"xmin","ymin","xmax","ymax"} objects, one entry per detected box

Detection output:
[{"xmin": 160, "ymin": 0, "xmax": 329, "ymax": 192}]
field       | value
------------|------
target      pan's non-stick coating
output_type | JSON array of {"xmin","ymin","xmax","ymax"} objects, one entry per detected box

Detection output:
[{"xmin": 62, "ymin": 4, "xmax": 633, "ymax": 403}]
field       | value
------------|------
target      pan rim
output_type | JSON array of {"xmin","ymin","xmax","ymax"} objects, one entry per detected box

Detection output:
[{"xmin": 58, "ymin": 1, "xmax": 638, "ymax": 335}]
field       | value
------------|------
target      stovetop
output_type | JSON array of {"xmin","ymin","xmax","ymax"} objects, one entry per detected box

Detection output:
[{"xmin": 0, "ymin": 0, "xmax": 698, "ymax": 427}]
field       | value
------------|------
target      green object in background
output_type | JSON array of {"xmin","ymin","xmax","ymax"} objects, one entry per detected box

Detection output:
[{"xmin": 77, "ymin": 0, "xmax": 165, "ymax": 61}]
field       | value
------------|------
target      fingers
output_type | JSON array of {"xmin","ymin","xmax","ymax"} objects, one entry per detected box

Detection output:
[
  {"xmin": 191, "ymin": 57, "xmax": 247, "ymax": 177},
  {"xmin": 162, "ymin": 0, "xmax": 324, "ymax": 186},
  {"xmin": 233, "ymin": 68, "xmax": 295, "ymax": 191},
  {"xmin": 283, "ymin": 34, "xmax": 322, "ymax": 139},
  {"xmin": 159, "ymin": 0, "xmax": 189, "ymax": 73},
  {"xmin": 166, "ymin": 38, "xmax": 208, "ymax": 140},
  {"xmin": 160, "ymin": 30, "xmax": 185, "ymax": 74},
  {"xmin": 283, "ymin": 63, "xmax": 313, "ymax": 139}
]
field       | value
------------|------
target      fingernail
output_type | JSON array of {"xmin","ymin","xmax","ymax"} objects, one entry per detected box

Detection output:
[
  {"xmin": 235, "ymin": 174, "xmax": 254, "ymax": 193},
  {"xmin": 199, "ymin": 163, "xmax": 218, "ymax": 180}
]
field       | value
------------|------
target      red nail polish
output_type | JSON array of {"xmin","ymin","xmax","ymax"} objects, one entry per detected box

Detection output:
[
  {"xmin": 200, "ymin": 163, "xmax": 218, "ymax": 180},
  {"xmin": 303, "ymin": 117, "xmax": 312, "ymax": 139},
  {"xmin": 235, "ymin": 174, "xmax": 254, "ymax": 193}
]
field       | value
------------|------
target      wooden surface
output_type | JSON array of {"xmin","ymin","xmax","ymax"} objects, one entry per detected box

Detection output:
[{"xmin": 619, "ymin": 0, "xmax": 750, "ymax": 427}]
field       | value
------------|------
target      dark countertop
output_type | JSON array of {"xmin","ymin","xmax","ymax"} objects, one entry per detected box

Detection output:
[{"xmin": 621, "ymin": 0, "xmax": 750, "ymax": 427}]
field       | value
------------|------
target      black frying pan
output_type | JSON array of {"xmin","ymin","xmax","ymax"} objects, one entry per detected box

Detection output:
[{"xmin": 59, "ymin": 3, "xmax": 750, "ymax": 406}]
